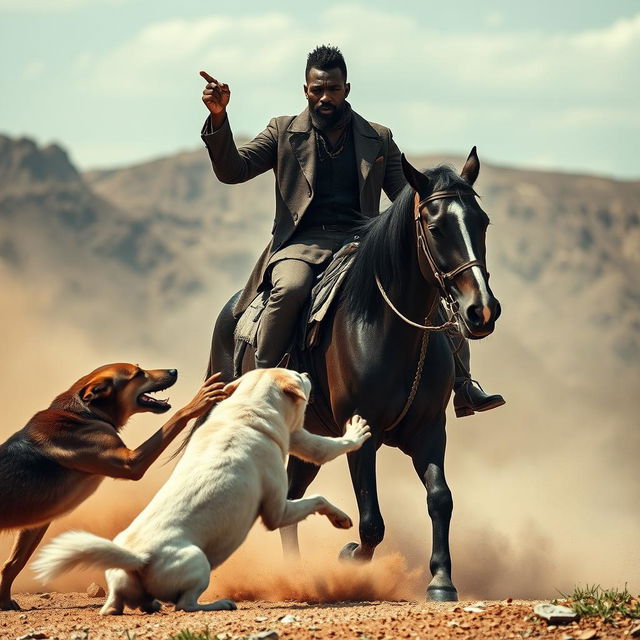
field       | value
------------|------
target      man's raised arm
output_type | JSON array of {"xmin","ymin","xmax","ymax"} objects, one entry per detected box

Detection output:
[{"xmin": 199, "ymin": 70, "xmax": 277, "ymax": 184}]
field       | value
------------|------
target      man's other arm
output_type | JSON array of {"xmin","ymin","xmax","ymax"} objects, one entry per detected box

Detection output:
[{"xmin": 383, "ymin": 130, "xmax": 408, "ymax": 202}]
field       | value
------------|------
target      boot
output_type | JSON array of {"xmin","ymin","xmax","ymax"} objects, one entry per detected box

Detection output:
[
  {"xmin": 447, "ymin": 320, "xmax": 505, "ymax": 417},
  {"xmin": 453, "ymin": 377, "xmax": 505, "ymax": 417}
]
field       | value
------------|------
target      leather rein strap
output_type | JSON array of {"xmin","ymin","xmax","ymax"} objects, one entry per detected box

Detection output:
[{"xmin": 379, "ymin": 188, "xmax": 486, "ymax": 431}]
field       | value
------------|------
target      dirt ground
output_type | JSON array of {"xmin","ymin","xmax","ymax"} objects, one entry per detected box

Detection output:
[{"xmin": 1, "ymin": 593, "xmax": 637, "ymax": 640}]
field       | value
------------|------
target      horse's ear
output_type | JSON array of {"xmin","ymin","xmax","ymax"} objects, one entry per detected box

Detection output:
[
  {"xmin": 401, "ymin": 154, "xmax": 430, "ymax": 193},
  {"xmin": 460, "ymin": 146, "xmax": 480, "ymax": 186}
]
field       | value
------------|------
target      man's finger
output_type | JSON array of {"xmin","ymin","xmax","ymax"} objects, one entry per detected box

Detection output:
[{"xmin": 199, "ymin": 70, "xmax": 215, "ymax": 83}]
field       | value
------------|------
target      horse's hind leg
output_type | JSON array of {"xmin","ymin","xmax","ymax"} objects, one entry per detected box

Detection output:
[
  {"xmin": 410, "ymin": 421, "xmax": 458, "ymax": 601},
  {"xmin": 280, "ymin": 456, "xmax": 321, "ymax": 559},
  {"xmin": 339, "ymin": 437, "xmax": 385, "ymax": 562}
]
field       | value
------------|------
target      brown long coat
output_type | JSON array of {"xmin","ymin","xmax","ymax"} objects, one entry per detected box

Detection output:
[{"xmin": 201, "ymin": 107, "xmax": 407, "ymax": 316}]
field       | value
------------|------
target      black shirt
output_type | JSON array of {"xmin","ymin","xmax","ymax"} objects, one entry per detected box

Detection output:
[{"xmin": 297, "ymin": 125, "xmax": 365, "ymax": 231}]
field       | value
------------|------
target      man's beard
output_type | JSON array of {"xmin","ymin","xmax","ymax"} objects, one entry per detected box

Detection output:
[{"xmin": 309, "ymin": 101, "xmax": 350, "ymax": 131}]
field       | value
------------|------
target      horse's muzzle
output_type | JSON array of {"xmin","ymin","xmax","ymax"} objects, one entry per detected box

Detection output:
[{"xmin": 460, "ymin": 297, "xmax": 501, "ymax": 339}]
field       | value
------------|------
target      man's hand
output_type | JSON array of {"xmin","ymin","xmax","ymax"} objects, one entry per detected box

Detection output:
[
  {"xmin": 180, "ymin": 372, "xmax": 228, "ymax": 420},
  {"xmin": 200, "ymin": 70, "xmax": 230, "ymax": 129}
]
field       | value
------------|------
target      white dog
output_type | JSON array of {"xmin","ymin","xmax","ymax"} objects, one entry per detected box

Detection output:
[{"xmin": 33, "ymin": 368, "xmax": 371, "ymax": 615}]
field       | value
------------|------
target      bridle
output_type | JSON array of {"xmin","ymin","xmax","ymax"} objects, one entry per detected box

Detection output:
[
  {"xmin": 414, "ymin": 190, "xmax": 488, "ymax": 307},
  {"xmin": 374, "ymin": 189, "xmax": 488, "ymax": 331},
  {"xmin": 376, "ymin": 187, "xmax": 489, "ymax": 431}
]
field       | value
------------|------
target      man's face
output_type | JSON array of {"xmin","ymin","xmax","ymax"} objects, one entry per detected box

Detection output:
[{"xmin": 304, "ymin": 66, "xmax": 350, "ymax": 127}]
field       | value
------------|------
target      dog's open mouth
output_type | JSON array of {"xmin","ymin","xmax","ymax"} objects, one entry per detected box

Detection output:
[{"xmin": 137, "ymin": 382, "xmax": 174, "ymax": 413}]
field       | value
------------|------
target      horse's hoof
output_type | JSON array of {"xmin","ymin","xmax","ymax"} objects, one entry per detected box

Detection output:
[
  {"xmin": 0, "ymin": 598, "xmax": 21, "ymax": 611},
  {"xmin": 426, "ymin": 586, "xmax": 459, "ymax": 602},
  {"xmin": 338, "ymin": 541, "xmax": 360, "ymax": 562}
]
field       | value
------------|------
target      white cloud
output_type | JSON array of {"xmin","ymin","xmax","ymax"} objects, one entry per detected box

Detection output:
[
  {"xmin": 57, "ymin": 5, "xmax": 640, "ymax": 175},
  {"xmin": 574, "ymin": 12, "xmax": 640, "ymax": 50}
]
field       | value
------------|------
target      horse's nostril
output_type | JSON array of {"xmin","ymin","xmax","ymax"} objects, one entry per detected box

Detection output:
[{"xmin": 466, "ymin": 305, "xmax": 483, "ymax": 326}]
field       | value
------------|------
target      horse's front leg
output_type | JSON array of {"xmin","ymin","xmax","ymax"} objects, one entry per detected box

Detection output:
[
  {"xmin": 339, "ymin": 436, "xmax": 384, "ymax": 562},
  {"xmin": 411, "ymin": 420, "xmax": 458, "ymax": 601}
]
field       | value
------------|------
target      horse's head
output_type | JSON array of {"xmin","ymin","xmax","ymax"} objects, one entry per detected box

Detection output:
[{"xmin": 401, "ymin": 149, "xmax": 501, "ymax": 339}]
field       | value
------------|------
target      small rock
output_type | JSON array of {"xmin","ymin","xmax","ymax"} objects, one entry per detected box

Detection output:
[
  {"xmin": 449, "ymin": 605, "xmax": 462, "ymax": 612},
  {"xmin": 16, "ymin": 633, "xmax": 48, "ymax": 640},
  {"xmin": 278, "ymin": 615, "xmax": 297, "ymax": 624},
  {"xmin": 561, "ymin": 634, "xmax": 575, "ymax": 640},
  {"xmin": 630, "ymin": 624, "xmax": 640, "ymax": 638},
  {"xmin": 577, "ymin": 630, "xmax": 597, "ymax": 640},
  {"xmin": 308, "ymin": 625, "xmax": 319, "ymax": 631},
  {"xmin": 86, "ymin": 582, "xmax": 105, "ymax": 597},
  {"xmin": 254, "ymin": 616, "xmax": 268, "ymax": 622},
  {"xmin": 38, "ymin": 593, "xmax": 51, "ymax": 600},
  {"xmin": 548, "ymin": 625, "xmax": 557, "ymax": 631},
  {"xmin": 463, "ymin": 604, "xmax": 486, "ymax": 613},
  {"xmin": 447, "ymin": 620, "xmax": 460, "ymax": 627},
  {"xmin": 247, "ymin": 632, "xmax": 279, "ymax": 640},
  {"xmin": 506, "ymin": 597, "xmax": 513, "ymax": 603},
  {"xmin": 533, "ymin": 603, "xmax": 578, "ymax": 623}
]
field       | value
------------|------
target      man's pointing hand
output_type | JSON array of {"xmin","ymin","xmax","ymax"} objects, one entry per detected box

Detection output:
[{"xmin": 200, "ymin": 71, "xmax": 230, "ymax": 122}]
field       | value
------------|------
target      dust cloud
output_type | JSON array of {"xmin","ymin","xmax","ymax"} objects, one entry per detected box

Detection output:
[{"xmin": 1, "ymin": 266, "xmax": 638, "ymax": 602}]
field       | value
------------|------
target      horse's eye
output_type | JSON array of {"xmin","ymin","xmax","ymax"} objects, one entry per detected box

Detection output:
[{"xmin": 428, "ymin": 225, "xmax": 442, "ymax": 238}]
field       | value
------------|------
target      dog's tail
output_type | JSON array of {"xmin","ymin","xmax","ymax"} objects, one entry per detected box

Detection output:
[{"xmin": 32, "ymin": 530, "xmax": 148, "ymax": 582}]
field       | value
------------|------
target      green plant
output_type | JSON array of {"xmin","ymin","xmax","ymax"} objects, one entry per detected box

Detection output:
[
  {"xmin": 169, "ymin": 627, "xmax": 222, "ymax": 640},
  {"xmin": 559, "ymin": 584, "xmax": 640, "ymax": 624}
]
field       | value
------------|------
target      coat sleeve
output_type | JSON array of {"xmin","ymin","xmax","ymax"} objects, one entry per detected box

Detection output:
[
  {"xmin": 383, "ymin": 129, "xmax": 407, "ymax": 202},
  {"xmin": 201, "ymin": 114, "xmax": 278, "ymax": 184}
]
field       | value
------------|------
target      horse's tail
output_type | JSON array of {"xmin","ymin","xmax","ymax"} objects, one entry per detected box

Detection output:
[{"xmin": 32, "ymin": 531, "xmax": 147, "ymax": 582}]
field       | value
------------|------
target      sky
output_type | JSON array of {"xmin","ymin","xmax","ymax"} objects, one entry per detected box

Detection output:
[{"xmin": 0, "ymin": 0, "xmax": 638, "ymax": 179}]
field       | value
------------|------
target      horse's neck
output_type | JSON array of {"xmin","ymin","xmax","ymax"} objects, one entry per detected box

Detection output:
[{"xmin": 375, "ymin": 264, "xmax": 441, "ymax": 351}]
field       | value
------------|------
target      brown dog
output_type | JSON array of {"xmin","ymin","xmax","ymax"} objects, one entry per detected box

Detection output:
[{"xmin": 0, "ymin": 363, "xmax": 227, "ymax": 610}]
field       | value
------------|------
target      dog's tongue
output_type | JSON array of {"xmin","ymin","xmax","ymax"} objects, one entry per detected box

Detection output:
[{"xmin": 141, "ymin": 393, "xmax": 169, "ymax": 405}]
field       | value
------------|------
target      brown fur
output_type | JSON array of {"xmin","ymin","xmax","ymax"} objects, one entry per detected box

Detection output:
[{"xmin": 0, "ymin": 362, "xmax": 218, "ymax": 611}]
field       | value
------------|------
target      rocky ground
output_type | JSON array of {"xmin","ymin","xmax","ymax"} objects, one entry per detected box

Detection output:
[{"xmin": 2, "ymin": 593, "xmax": 638, "ymax": 640}]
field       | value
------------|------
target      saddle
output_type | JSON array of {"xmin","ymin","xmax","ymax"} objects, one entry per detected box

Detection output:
[{"xmin": 233, "ymin": 241, "xmax": 359, "ymax": 377}]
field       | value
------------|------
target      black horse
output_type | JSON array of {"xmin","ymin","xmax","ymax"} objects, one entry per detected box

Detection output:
[{"xmin": 201, "ymin": 149, "xmax": 500, "ymax": 601}]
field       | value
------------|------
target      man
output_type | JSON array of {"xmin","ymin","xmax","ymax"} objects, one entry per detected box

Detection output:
[{"xmin": 200, "ymin": 45, "xmax": 504, "ymax": 416}]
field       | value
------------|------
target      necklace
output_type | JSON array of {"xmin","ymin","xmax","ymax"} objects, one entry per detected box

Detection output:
[{"xmin": 316, "ymin": 126, "xmax": 350, "ymax": 161}]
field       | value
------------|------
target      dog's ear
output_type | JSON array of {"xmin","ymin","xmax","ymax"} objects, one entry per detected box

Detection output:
[
  {"xmin": 80, "ymin": 378, "xmax": 113, "ymax": 403},
  {"xmin": 222, "ymin": 379, "xmax": 240, "ymax": 396},
  {"xmin": 281, "ymin": 381, "xmax": 307, "ymax": 403}
]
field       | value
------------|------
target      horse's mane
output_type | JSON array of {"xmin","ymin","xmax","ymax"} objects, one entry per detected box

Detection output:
[{"xmin": 342, "ymin": 165, "xmax": 472, "ymax": 323}]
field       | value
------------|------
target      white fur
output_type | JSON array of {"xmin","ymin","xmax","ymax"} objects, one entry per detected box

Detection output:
[{"xmin": 33, "ymin": 368, "xmax": 370, "ymax": 615}]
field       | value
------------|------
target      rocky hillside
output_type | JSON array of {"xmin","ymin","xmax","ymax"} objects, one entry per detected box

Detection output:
[{"xmin": 1, "ymin": 133, "xmax": 638, "ymax": 387}]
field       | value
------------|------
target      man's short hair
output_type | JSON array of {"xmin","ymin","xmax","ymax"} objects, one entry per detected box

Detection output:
[{"xmin": 305, "ymin": 45, "xmax": 347, "ymax": 82}]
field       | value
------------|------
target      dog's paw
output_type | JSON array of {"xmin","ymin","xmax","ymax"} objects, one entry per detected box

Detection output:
[
  {"xmin": 214, "ymin": 599, "xmax": 237, "ymax": 611},
  {"xmin": 327, "ymin": 509, "xmax": 353, "ymax": 530},
  {"xmin": 343, "ymin": 414, "xmax": 371, "ymax": 449},
  {"xmin": 100, "ymin": 604, "xmax": 124, "ymax": 616}
]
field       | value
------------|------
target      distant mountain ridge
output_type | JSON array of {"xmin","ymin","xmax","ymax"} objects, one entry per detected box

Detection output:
[{"xmin": 1, "ymin": 133, "xmax": 639, "ymax": 387}]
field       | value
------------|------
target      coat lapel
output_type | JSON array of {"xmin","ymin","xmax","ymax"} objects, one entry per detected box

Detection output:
[
  {"xmin": 352, "ymin": 111, "xmax": 382, "ymax": 197},
  {"xmin": 287, "ymin": 109, "xmax": 316, "ymax": 197}
]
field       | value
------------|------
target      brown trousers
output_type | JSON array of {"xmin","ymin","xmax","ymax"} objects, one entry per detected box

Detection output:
[{"xmin": 255, "ymin": 259, "xmax": 317, "ymax": 368}]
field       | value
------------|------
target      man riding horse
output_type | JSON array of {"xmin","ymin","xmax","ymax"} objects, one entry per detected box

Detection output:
[{"xmin": 199, "ymin": 45, "xmax": 503, "ymax": 417}]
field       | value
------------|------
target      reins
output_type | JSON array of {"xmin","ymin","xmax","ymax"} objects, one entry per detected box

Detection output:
[{"xmin": 377, "ymin": 188, "xmax": 486, "ymax": 430}]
